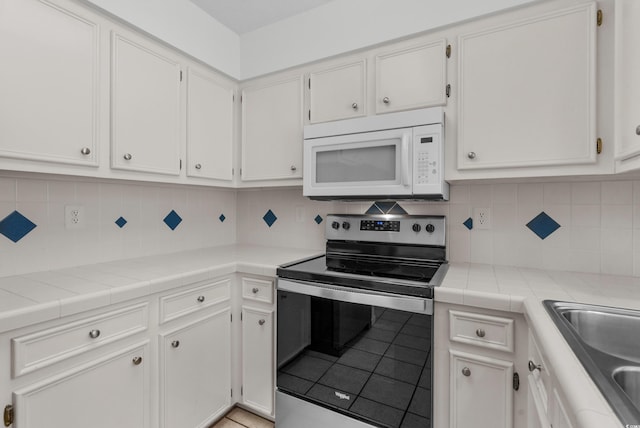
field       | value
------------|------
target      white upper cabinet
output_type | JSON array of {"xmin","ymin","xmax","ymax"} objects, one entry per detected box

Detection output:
[
  {"xmin": 375, "ymin": 39, "xmax": 448, "ymax": 114},
  {"xmin": 111, "ymin": 30, "xmax": 182, "ymax": 175},
  {"xmin": 241, "ymin": 75, "xmax": 304, "ymax": 181},
  {"xmin": 456, "ymin": 3, "xmax": 597, "ymax": 172},
  {"xmin": 614, "ymin": 0, "xmax": 640, "ymax": 172},
  {"xmin": 0, "ymin": 0, "xmax": 100, "ymax": 166},
  {"xmin": 186, "ymin": 66, "xmax": 234, "ymax": 181},
  {"xmin": 308, "ymin": 60, "xmax": 366, "ymax": 123}
]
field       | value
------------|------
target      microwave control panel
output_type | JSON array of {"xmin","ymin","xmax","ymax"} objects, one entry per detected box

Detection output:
[{"xmin": 413, "ymin": 124, "xmax": 444, "ymax": 193}]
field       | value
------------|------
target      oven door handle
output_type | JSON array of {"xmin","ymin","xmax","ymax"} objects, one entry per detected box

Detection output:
[{"xmin": 276, "ymin": 278, "xmax": 433, "ymax": 315}]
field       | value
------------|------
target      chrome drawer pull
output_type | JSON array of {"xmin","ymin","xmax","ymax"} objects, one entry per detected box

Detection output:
[
  {"xmin": 258, "ymin": 319, "xmax": 266, "ymax": 326},
  {"xmin": 475, "ymin": 328, "xmax": 486, "ymax": 338},
  {"xmin": 89, "ymin": 329, "xmax": 101, "ymax": 339},
  {"xmin": 528, "ymin": 360, "xmax": 542, "ymax": 372},
  {"xmin": 197, "ymin": 296, "xmax": 205, "ymax": 303},
  {"xmin": 80, "ymin": 147, "xmax": 91, "ymax": 155},
  {"xmin": 132, "ymin": 356, "xmax": 143, "ymax": 366},
  {"xmin": 171, "ymin": 340, "xmax": 180, "ymax": 348},
  {"xmin": 252, "ymin": 287, "xmax": 259, "ymax": 294},
  {"xmin": 462, "ymin": 367, "xmax": 471, "ymax": 377}
]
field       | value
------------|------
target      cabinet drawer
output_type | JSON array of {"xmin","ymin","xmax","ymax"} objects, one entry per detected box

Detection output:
[
  {"xmin": 449, "ymin": 310, "xmax": 514, "ymax": 352},
  {"xmin": 12, "ymin": 303, "xmax": 149, "ymax": 377},
  {"xmin": 160, "ymin": 278, "xmax": 231, "ymax": 324},
  {"xmin": 242, "ymin": 277, "xmax": 273, "ymax": 304}
]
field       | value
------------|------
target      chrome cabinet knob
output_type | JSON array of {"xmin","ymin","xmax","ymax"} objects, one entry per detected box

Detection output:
[
  {"xmin": 80, "ymin": 147, "xmax": 91, "ymax": 155},
  {"xmin": 195, "ymin": 163, "xmax": 202, "ymax": 170},
  {"xmin": 636, "ymin": 125, "xmax": 640, "ymax": 136},
  {"xmin": 462, "ymin": 367, "xmax": 471, "ymax": 377},
  {"xmin": 252, "ymin": 287, "xmax": 259, "ymax": 294},
  {"xmin": 467, "ymin": 152, "xmax": 476, "ymax": 159},
  {"xmin": 123, "ymin": 153, "xmax": 132, "ymax": 161},
  {"xmin": 89, "ymin": 329, "xmax": 101, "ymax": 339},
  {"xmin": 528, "ymin": 360, "xmax": 542, "ymax": 372},
  {"xmin": 352, "ymin": 102, "xmax": 358, "ymax": 110},
  {"xmin": 476, "ymin": 328, "xmax": 486, "ymax": 338},
  {"xmin": 197, "ymin": 296, "xmax": 205, "ymax": 303},
  {"xmin": 258, "ymin": 319, "xmax": 266, "ymax": 326},
  {"xmin": 132, "ymin": 356, "xmax": 143, "ymax": 365},
  {"xmin": 290, "ymin": 165, "xmax": 297, "ymax": 172},
  {"xmin": 382, "ymin": 97, "xmax": 390, "ymax": 104},
  {"xmin": 171, "ymin": 340, "xmax": 180, "ymax": 348}
]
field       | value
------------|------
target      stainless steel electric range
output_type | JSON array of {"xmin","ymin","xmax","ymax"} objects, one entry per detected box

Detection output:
[{"xmin": 276, "ymin": 214, "xmax": 448, "ymax": 428}]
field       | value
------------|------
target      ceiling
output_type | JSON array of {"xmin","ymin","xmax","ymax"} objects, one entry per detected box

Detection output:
[{"xmin": 190, "ymin": 0, "xmax": 334, "ymax": 34}]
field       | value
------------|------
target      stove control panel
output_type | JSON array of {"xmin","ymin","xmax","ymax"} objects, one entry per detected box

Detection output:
[{"xmin": 326, "ymin": 214, "xmax": 445, "ymax": 246}]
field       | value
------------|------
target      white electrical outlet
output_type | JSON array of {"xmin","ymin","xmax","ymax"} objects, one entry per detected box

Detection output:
[
  {"xmin": 473, "ymin": 208, "xmax": 492, "ymax": 230},
  {"xmin": 65, "ymin": 205, "xmax": 85, "ymax": 229}
]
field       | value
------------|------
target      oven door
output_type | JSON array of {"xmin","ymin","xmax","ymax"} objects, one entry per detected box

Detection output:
[
  {"xmin": 303, "ymin": 128, "xmax": 413, "ymax": 198},
  {"xmin": 276, "ymin": 278, "xmax": 433, "ymax": 428}
]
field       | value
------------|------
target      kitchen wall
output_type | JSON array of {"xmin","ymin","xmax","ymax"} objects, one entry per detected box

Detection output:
[
  {"xmin": 236, "ymin": 180, "xmax": 640, "ymax": 277},
  {"xmin": 0, "ymin": 174, "xmax": 236, "ymax": 277},
  {"xmin": 3, "ymin": 174, "xmax": 640, "ymax": 279}
]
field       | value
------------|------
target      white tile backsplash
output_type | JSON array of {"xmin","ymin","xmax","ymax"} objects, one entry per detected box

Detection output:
[{"xmin": 3, "ymin": 174, "xmax": 640, "ymax": 280}]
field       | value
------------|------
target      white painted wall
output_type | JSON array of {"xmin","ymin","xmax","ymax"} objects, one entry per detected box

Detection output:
[
  {"xmin": 239, "ymin": 0, "xmax": 539, "ymax": 79},
  {"xmin": 83, "ymin": 0, "xmax": 241, "ymax": 78}
]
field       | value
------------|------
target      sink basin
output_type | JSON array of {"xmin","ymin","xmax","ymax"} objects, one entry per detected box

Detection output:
[{"xmin": 545, "ymin": 301, "xmax": 640, "ymax": 425}]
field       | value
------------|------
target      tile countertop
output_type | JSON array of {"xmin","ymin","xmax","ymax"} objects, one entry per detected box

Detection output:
[
  {"xmin": 437, "ymin": 262, "xmax": 637, "ymax": 428},
  {"xmin": 0, "ymin": 245, "xmax": 321, "ymax": 335}
]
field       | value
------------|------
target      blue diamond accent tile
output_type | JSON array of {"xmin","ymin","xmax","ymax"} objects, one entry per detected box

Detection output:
[
  {"xmin": 463, "ymin": 217, "xmax": 473, "ymax": 230},
  {"xmin": 219, "ymin": 214, "xmax": 226, "ymax": 223},
  {"xmin": 314, "ymin": 215, "xmax": 323, "ymax": 224},
  {"xmin": 365, "ymin": 202, "xmax": 408, "ymax": 215},
  {"xmin": 263, "ymin": 209, "xmax": 277, "ymax": 228},
  {"xmin": 0, "ymin": 210, "xmax": 37, "ymax": 243},
  {"xmin": 526, "ymin": 211, "xmax": 561, "ymax": 240},
  {"xmin": 115, "ymin": 217, "xmax": 127, "ymax": 228},
  {"xmin": 163, "ymin": 210, "xmax": 183, "ymax": 231}
]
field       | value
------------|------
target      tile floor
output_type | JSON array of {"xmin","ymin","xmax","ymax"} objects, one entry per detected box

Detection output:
[{"xmin": 210, "ymin": 407, "xmax": 274, "ymax": 428}]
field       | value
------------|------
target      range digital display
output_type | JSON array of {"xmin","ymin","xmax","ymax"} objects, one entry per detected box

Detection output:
[{"xmin": 360, "ymin": 220, "xmax": 400, "ymax": 232}]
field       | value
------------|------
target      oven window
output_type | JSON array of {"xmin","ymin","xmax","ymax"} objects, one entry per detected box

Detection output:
[
  {"xmin": 315, "ymin": 143, "xmax": 397, "ymax": 183},
  {"xmin": 277, "ymin": 290, "xmax": 432, "ymax": 428}
]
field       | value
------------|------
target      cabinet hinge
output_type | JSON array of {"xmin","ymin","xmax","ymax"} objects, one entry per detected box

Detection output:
[
  {"xmin": 230, "ymin": 313, "xmax": 233, "ymax": 322},
  {"xmin": 513, "ymin": 373, "xmax": 520, "ymax": 391},
  {"xmin": 241, "ymin": 386, "xmax": 243, "ymax": 396},
  {"xmin": 240, "ymin": 95, "xmax": 243, "ymax": 103},
  {"xmin": 597, "ymin": 9, "xmax": 603, "ymax": 26},
  {"xmin": 4, "ymin": 404, "xmax": 13, "ymax": 427},
  {"xmin": 446, "ymin": 84, "xmax": 451, "ymax": 98},
  {"xmin": 596, "ymin": 138, "xmax": 603, "ymax": 154},
  {"xmin": 232, "ymin": 168, "xmax": 235, "ymax": 176},
  {"xmin": 241, "ymin": 312, "xmax": 243, "ymax": 321},
  {"xmin": 180, "ymin": 70, "xmax": 183, "ymax": 82},
  {"xmin": 308, "ymin": 110, "xmax": 311, "ymax": 121},
  {"xmin": 179, "ymin": 159, "xmax": 182, "ymax": 170},
  {"xmin": 231, "ymin": 388, "xmax": 233, "ymax": 398},
  {"xmin": 446, "ymin": 44, "xmax": 451, "ymax": 58},
  {"xmin": 308, "ymin": 78, "xmax": 311, "ymax": 90}
]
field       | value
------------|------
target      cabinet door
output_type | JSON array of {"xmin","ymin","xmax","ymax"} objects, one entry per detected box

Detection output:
[
  {"xmin": 186, "ymin": 67, "xmax": 234, "ymax": 180},
  {"xmin": 375, "ymin": 39, "xmax": 448, "ymax": 114},
  {"xmin": 457, "ymin": 4, "xmax": 596, "ymax": 170},
  {"xmin": 160, "ymin": 308, "xmax": 231, "ymax": 428},
  {"xmin": 111, "ymin": 31, "xmax": 181, "ymax": 175},
  {"xmin": 549, "ymin": 388, "xmax": 574, "ymax": 428},
  {"xmin": 614, "ymin": 0, "xmax": 640, "ymax": 172},
  {"xmin": 242, "ymin": 306, "xmax": 274, "ymax": 416},
  {"xmin": 450, "ymin": 350, "xmax": 513, "ymax": 428},
  {"xmin": 309, "ymin": 60, "xmax": 366, "ymax": 123},
  {"xmin": 0, "ymin": 0, "xmax": 99, "ymax": 166},
  {"xmin": 241, "ymin": 76, "xmax": 304, "ymax": 181},
  {"xmin": 13, "ymin": 342, "xmax": 149, "ymax": 428}
]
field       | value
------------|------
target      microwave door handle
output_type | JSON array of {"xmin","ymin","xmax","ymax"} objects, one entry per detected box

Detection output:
[{"xmin": 401, "ymin": 132, "xmax": 411, "ymax": 186}]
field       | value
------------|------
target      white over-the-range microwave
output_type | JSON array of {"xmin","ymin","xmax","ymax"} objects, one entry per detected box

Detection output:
[{"xmin": 303, "ymin": 107, "xmax": 449, "ymax": 200}]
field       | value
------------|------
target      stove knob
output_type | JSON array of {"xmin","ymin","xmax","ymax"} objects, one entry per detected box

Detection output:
[
  {"xmin": 331, "ymin": 221, "xmax": 340, "ymax": 230},
  {"xmin": 342, "ymin": 221, "xmax": 351, "ymax": 230},
  {"xmin": 412, "ymin": 223, "xmax": 421, "ymax": 233},
  {"xmin": 425, "ymin": 224, "xmax": 435, "ymax": 233}
]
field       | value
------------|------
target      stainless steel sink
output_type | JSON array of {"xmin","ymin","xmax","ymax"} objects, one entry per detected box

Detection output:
[{"xmin": 545, "ymin": 301, "xmax": 640, "ymax": 426}]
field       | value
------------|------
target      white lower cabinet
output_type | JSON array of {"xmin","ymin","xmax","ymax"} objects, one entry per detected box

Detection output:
[
  {"xmin": 160, "ymin": 308, "xmax": 231, "ymax": 428},
  {"xmin": 434, "ymin": 303, "xmax": 527, "ymax": 428},
  {"xmin": 13, "ymin": 341, "xmax": 150, "ymax": 428},
  {"xmin": 450, "ymin": 350, "xmax": 514, "ymax": 428},
  {"xmin": 240, "ymin": 276, "xmax": 275, "ymax": 417}
]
